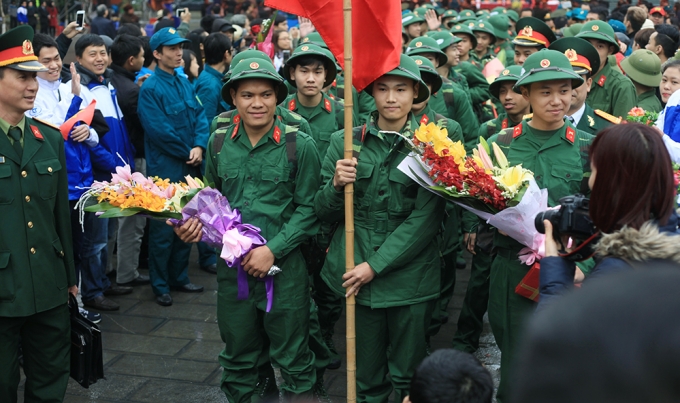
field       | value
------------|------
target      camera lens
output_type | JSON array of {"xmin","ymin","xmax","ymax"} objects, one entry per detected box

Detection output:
[{"xmin": 534, "ymin": 210, "xmax": 560, "ymax": 234}]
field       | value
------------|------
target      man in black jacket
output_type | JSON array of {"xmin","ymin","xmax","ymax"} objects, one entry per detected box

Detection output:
[
  {"xmin": 90, "ymin": 4, "xmax": 117, "ymax": 39},
  {"xmin": 108, "ymin": 34, "xmax": 151, "ymax": 288}
]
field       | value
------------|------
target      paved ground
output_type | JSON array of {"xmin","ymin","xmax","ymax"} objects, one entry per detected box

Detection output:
[{"xmin": 17, "ymin": 248, "xmax": 500, "ymax": 403}]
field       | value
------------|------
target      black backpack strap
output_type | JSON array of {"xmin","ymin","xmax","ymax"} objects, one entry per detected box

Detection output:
[
  {"xmin": 285, "ymin": 128, "xmax": 298, "ymax": 180},
  {"xmin": 495, "ymin": 127, "xmax": 515, "ymax": 146},
  {"xmin": 212, "ymin": 110, "xmax": 236, "ymax": 155},
  {"xmin": 443, "ymin": 90, "xmax": 454, "ymax": 106},
  {"xmin": 352, "ymin": 124, "xmax": 366, "ymax": 160}
]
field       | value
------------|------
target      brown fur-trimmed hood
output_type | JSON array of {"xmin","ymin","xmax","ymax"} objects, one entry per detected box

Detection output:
[{"xmin": 596, "ymin": 222, "xmax": 680, "ymax": 264}]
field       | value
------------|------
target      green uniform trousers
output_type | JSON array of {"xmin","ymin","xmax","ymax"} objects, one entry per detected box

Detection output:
[
  {"xmin": 428, "ymin": 251, "xmax": 456, "ymax": 338},
  {"xmin": 0, "ymin": 304, "xmax": 70, "ymax": 403},
  {"xmin": 452, "ymin": 247, "xmax": 492, "ymax": 352},
  {"xmin": 217, "ymin": 256, "xmax": 316, "ymax": 403},
  {"xmin": 356, "ymin": 300, "xmax": 436, "ymax": 403},
  {"xmin": 488, "ymin": 251, "xmax": 536, "ymax": 403},
  {"xmin": 313, "ymin": 269, "xmax": 342, "ymax": 354}
]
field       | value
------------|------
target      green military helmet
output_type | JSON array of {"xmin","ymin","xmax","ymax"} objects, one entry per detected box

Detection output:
[
  {"xmin": 283, "ymin": 44, "xmax": 338, "ymax": 88},
  {"xmin": 489, "ymin": 65, "xmax": 524, "ymax": 99},
  {"xmin": 221, "ymin": 58, "xmax": 288, "ymax": 107},
  {"xmin": 492, "ymin": 6, "xmax": 508, "ymax": 15},
  {"xmin": 620, "ymin": 49, "xmax": 662, "ymax": 87},
  {"xmin": 513, "ymin": 17, "xmax": 556, "ymax": 47},
  {"xmin": 450, "ymin": 23, "xmax": 478, "ymax": 48},
  {"xmin": 411, "ymin": 55, "xmax": 443, "ymax": 95},
  {"xmin": 471, "ymin": 20, "xmax": 497, "ymax": 41},
  {"xmin": 405, "ymin": 36, "xmax": 448, "ymax": 68},
  {"xmin": 442, "ymin": 9, "xmax": 458, "ymax": 19},
  {"xmin": 562, "ymin": 23, "xmax": 583, "ymax": 38},
  {"xmin": 300, "ymin": 32, "xmax": 325, "ymax": 47},
  {"xmin": 414, "ymin": 6, "xmax": 433, "ymax": 17},
  {"xmin": 488, "ymin": 14, "xmax": 510, "ymax": 40},
  {"xmin": 514, "ymin": 49, "xmax": 584, "ymax": 91},
  {"xmin": 364, "ymin": 53, "xmax": 430, "ymax": 104},
  {"xmin": 506, "ymin": 10, "xmax": 519, "ymax": 23},
  {"xmin": 402, "ymin": 11, "xmax": 425, "ymax": 28},
  {"xmin": 0, "ymin": 26, "xmax": 48, "ymax": 71},
  {"xmin": 429, "ymin": 30, "xmax": 461, "ymax": 51},
  {"xmin": 224, "ymin": 49, "xmax": 271, "ymax": 81},
  {"xmin": 476, "ymin": 10, "xmax": 490, "ymax": 17},
  {"xmin": 576, "ymin": 20, "xmax": 619, "ymax": 49},
  {"xmin": 456, "ymin": 9, "xmax": 477, "ymax": 22},
  {"xmin": 549, "ymin": 37, "xmax": 600, "ymax": 76}
]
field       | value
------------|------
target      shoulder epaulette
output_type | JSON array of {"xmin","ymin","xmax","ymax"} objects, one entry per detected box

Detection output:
[
  {"xmin": 594, "ymin": 109, "xmax": 621, "ymax": 124},
  {"xmin": 31, "ymin": 117, "xmax": 60, "ymax": 131}
]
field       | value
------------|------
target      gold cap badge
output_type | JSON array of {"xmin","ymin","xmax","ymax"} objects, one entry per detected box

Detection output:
[
  {"xmin": 301, "ymin": 45, "xmax": 309, "ymax": 51},
  {"xmin": 250, "ymin": 62, "xmax": 259, "ymax": 69},
  {"xmin": 502, "ymin": 69, "xmax": 509, "ymax": 75},
  {"xmin": 22, "ymin": 40, "xmax": 33, "ymax": 56},
  {"xmin": 415, "ymin": 41, "xmax": 422, "ymax": 47},
  {"xmin": 565, "ymin": 49, "xmax": 578, "ymax": 62},
  {"xmin": 540, "ymin": 59, "xmax": 550, "ymax": 68},
  {"xmin": 521, "ymin": 25, "xmax": 533, "ymax": 36},
  {"xmin": 415, "ymin": 59, "xmax": 423, "ymax": 65},
  {"xmin": 592, "ymin": 25, "xmax": 599, "ymax": 31}
]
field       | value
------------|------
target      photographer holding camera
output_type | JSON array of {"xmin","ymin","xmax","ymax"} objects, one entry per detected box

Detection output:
[{"xmin": 539, "ymin": 123, "xmax": 680, "ymax": 307}]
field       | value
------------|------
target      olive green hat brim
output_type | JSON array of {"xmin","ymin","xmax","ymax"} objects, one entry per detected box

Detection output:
[
  {"xmin": 417, "ymin": 68, "xmax": 443, "ymax": 96},
  {"xmin": 282, "ymin": 50, "xmax": 338, "ymax": 88},
  {"xmin": 576, "ymin": 31, "xmax": 619, "ymax": 50},
  {"xmin": 620, "ymin": 57, "xmax": 662, "ymax": 87},
  {"xmin": 221, "ymin": 72, "xmax": 289, "ymax": 107},
  {"xmin": 406, "ymin": 47, "xmax": 448, "ymax": 69},
  {"xmin": 493, "ymin": 29, "xmax": 509, "ymax": 40},
  {"xmin": 403, "ymin": 16, "xmax": 426, "ymax": 27},
  {"xmin": 489, "ymin": 74, "xmax": 521, "ymax": 99},
  {"xmin": 513, "ymin": 68, "xmax": 584, "ymax": 92},
  {"xmin": 365, "ymin": 67, "xmax": 431, "ymax": 104}
]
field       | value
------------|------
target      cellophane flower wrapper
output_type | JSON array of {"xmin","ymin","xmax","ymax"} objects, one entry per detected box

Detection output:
[{"xmin": 168, "ymin": 188, "xmax": 280, "ymax": 311}]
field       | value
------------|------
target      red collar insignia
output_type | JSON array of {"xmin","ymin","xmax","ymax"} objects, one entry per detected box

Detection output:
[
  {"xmin": 324, "ymin": 98, "xmax": 332, "ymax": 113},
  {"xmin": 565, "ymin": 126, "xmax": 575, "ymax": 144},
  {"xmin": 332, "ymin": 79, "xmax": 337, "ymax": 88},
  {"xmin": 231, "ymin": 123, "xmax": 239, "ymax": 139},
  {"xmin": 288, "ymin": 99, "xmax": 296, "ymax": 111},
  {"xmin": 513, "ymin": 123, "xmax": 523, "ymax": 138},
  {"xmin": 273, "ymin": 126, "xmax": 281, "ymax": 144},
  {"xmin": 494, "ymin": 46, "xmax": 500, "ymax": 53},
  {"xmin": 30, "ymin": 125, "xmax": 43, "ymax": 141},
  {"xmin": 501, "ymin": 118, "xmax": 508, "ymax": 129},
  {"xmin": 597, "ymin": 75, "xmax": 606, "ymax": 87},
  {"xmin": 233, "ymin": 114, "xmax": 241, "ymax": 124},
  {"xmin": 420, "ymin": 114, "xmax": 429, "ymax": 125}
]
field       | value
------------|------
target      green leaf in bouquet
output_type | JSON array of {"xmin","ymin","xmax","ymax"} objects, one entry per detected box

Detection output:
[
  {"xmin": 479, "ymin": 136, "xmax": 490, "ymax": 156},
  {"xmin": 84, "ymin": 201, "xmax": 115, "ymax": 213},
  {"xmin": 179, "ymin": 188, "xmax": 201, "ymax": 209}
]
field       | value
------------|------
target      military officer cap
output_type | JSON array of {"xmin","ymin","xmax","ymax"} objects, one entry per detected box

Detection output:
[
  {"xmin": 489, "ymin": 65, "xmax": 524, "ymax": 99},
  {"xmin": 428, "ymin": 31, "xmax": 462, "ymax": 51},
  {"xmin": 514, "ymin": 49, "xmax": 584, "ymax": 91},
  {"xmin": 620, "ymin": 49, "xmax": 662, "ymax": 88},
  {"xmin": 514, "ymin": 17, "xmax": 556, "ymax": 47},
  {"xmin": 221, "ymin": 57, "xmax": 288, "ymax": 107},
  {"xmin": 283, "ymin": 43, "xmax": 338, "ymax": 88},
  {"xmin": 402, "ymin": 12, "xmax": 425, "ymax": 28},
  {"xmin": 548, "ymin": 37, "xmax": 601, "ymax": 76},
  {"xmin": 456, "ymin": 10, "xmax": 477, "ymax": 23},
  {"xmin": 0, "ymin": 26, "xmax": 48, "ymax": 72},
  {"xmin": 470, "ymin": 20, "xmax": 497, "ymax": 41},
  {"xmin": 562, "ymin": 23, "xmax": 583, "ymax": 38},
  {"xmin": 488, "ymin": 14, "xmax": 511, "ymax": 40},
  {"xmin": 411, "ymin": 55, "xmax": 443, "ymax": 95},
  {"xmin": 576, "ymin": 20, "xmax": 619, "ymax": 50},
  {"xmin": 364, "ymin": 54, "xmax": 430, "ymax": 104},
  {"xmin": 405, "ymin": 36, "xmax": 448, "ymax": 68},
  {"xmin": 224, "ymin": 49, "xmax": 271, "ymax": 80},
  {"xmin": 450, "ymin": 23, "xmax": 478, "ymax": 48},
  {"xmin": 149, "ymin": 27, "xmax": 190, "ymax": 51},
  {"xmin": 506, "ymin": 10, "xmax": 519, "ymax": 23}
]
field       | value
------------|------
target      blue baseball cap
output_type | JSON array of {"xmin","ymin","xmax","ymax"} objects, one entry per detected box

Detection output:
[
  {"xmin": 608, "ymin": 19, "xmax": 626, "ymax": 33},
  {"xmin": 149, "ymin": 27, "xmax": 190, "ymax": 51},
  {"xmin": 572, "ymin": 8, "xmax": 587, "ymax": 21}
]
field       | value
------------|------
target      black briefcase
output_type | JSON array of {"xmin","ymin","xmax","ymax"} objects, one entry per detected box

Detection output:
[{"xmin": 68, "ymin": 295, "xmax": 105, "ymax": 388}]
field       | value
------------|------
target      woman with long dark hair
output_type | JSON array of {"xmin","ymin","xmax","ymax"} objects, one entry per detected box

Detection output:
[
  {"xmin": 272, "ymin": 28, "xmax": 292, "ymax": 73},
  {"xmin": 539, "ymin": 123, "xmax": 680, "ymax": 305},
  {"xmin": 181, "ymin": 49, "xmax": 200, "ymax": 83}
]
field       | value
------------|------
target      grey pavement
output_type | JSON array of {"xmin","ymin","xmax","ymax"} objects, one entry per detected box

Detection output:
[{"xmin": 18, "ymin": 248, "xmax": 500, "ymax": 403}]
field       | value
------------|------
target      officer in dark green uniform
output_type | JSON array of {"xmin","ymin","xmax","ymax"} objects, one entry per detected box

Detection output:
[
  {"xmin": 176, "ymin": 57, "xmax": 321, "ymax": 402},
  {"xmin": 0, "ymin": 26, "xmax": 77, "ymax": 403},
  {"xmin": 315, "ymin": 55, "xmax": 445, "ymax": 403},
  {"xmin": 576, "ymin": 20, "xmax": 638, "ymax": 117},
  {"xmin": 550, "ymin": 37, "xmax": 618, "ymax": 135},
  {"xmin": 488, "ymin": 14, "xmax": 514, "ymax": 66},
  {"xmin": 620, "ymin": 49, "xmax": 664, "ymax": 113},
  {"xmin": 512, "ymin": 17, "xmax": 556, "ymax": 65},
  {"xmin": 487, "ymin": 50, "xmax": 593, "ymax": 402}
]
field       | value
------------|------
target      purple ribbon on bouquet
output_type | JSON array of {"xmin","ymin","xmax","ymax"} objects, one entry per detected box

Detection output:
[{"xmin": 170, "ymin": 188, "xmax": 277, "ymax": 312}]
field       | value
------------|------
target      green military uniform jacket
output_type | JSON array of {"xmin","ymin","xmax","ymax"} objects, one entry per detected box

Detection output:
[
  {"xmin": 573, "ymin": 104, "xmax": 616, "ymax": 136},
  {"xmin": 636, "ymin": 90, "xmax": 663, "ymax": 113},
  {"xmin": 488, "ymin": 120, "xmax": 593, "ymax": 252},
  {"xmin": 477, "ymin": 113, "xmax": 523, "ymax": 141},
  {"xmin": 470, "ymin": 50, "xmax": 494, "ymax": 69},
  {"xmin": 206, "ymin": 119, "xmax": 321, "ymax": 305},
  {"xmin": 493, "ymin": 41, "xmax": 515, "ymax": 67},
  {"xmin": 327, "ymin": 73, "xmax": 363, "ymax": 124},
  {"xmin": 587, "ymin": 61, "xmax": 638, "ymax": 118},
  {"xmin": 0, "ymin": 117, "xmax": 76, "ymax": 317},
  {"xmin": 315, "ymin": 112, "xmax": 446, "ymax": 308},
  {"xmin": 429, "ymin": 78, "xmax": 480, "ymax": 148},
  {"xmin": 447, "ymin": 68, "xmax": 470, "ymax": 93},
  {"xmin": 210, "ymin": 105, "xmax": 313, "ymax": 137},
  {"xmin": 283, "ymin": 92, "xmax": 354, "ymax": 159},
  {"xmin": 451, "ymin": 62, "xmax": 495, "ymax": 123}
]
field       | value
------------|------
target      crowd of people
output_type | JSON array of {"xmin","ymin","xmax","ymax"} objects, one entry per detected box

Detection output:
[{"xmin": 2, "ymin": 0, "xmax": 680, "ymax": 402}]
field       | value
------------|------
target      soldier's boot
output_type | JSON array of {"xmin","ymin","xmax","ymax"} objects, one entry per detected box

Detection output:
[
  {"xmin": 313, "ymin": 379, "xmax": 332, "ymax": 403},
  {"xmin": 322, "ymin": 331, "xmax": 341, "ymax": 370},
  {"xmin": 252, "ymin": 376, "xmax": 278, "ymax": 403}
]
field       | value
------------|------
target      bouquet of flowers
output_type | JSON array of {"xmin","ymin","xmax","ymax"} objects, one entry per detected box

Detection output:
[
  {"xmin": 626, "ymin": 107, "xmax": 659, "ymax": 126},
  {"xmin": 77, "ymin": 165, "xmax": 281, "ymax": 311},
  {"xmin": 674, "ymin": 163, "xmax": 680, "ymax": 206}
]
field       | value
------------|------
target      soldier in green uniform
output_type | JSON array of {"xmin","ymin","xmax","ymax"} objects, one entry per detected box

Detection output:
[
  {"xmin": 470, "ymin": 20, "xmax": 496, "ymax": 69},
  {"xmin": 450, "ymin": 23, "xmax": 477, "ymax": 66},
  {"xmin": 512, "ymin": 17, "xmax": 556, "ymax": 65},
  {"xmin": 489, "ymin": 14, "xmax": 515, "ymax": 66},
  {"xmin": 441, "ymin": 9, "xmax": 458, "ymax": 29},
  {"xmin": 456, "ymin": 9, "xmax": 477, "ymax": 24},
  {"xmin": 402, "ymin": 12, "xmax": 425, "ymax": 41},
  {"xmin": 487, "ymin": 50, "xmax": 593, "ymax": 402},
  {"xmin": 478, "ymin": 65, "xmax": 531, "ymax": 139},
  {"xmin": 506, "ymin": 9, "xmax": 519, "ymax": 33},
  {"xmin": 576, "ymin": 20, "xmax": 638, "ymax": 117},
  {"xmin": 0, "ymin": 26, "xmax": 77, "ymax": 403},
  {"xmin": 620, "ymin": 49, "xmax": 664, "ymax": 113},
  {"xmin": 315, "ymin": 55, "xmax": 445, "ymax": 403},
  {"xmin": 550, "ymin": 37, "xmax": 619, "ymax": 135},
  {"xmin": 175, "ymin": 58, "xmax": 322, "ymax": 402}
]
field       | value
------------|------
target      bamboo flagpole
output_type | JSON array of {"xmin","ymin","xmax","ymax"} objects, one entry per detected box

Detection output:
[{"xmin": 342, "ymin": 0, "xmax": 356, "ymax": 402}]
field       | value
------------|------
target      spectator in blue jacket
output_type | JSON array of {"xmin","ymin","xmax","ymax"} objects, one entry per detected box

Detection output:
[
  {"xmin": 138, "ymin": 27, "xmax": 209, "ymax": 306},
  {"xmin": 539, "ymin": 123, "xmax": 680, "ymax": 308},
  {"xmin": 194, "ymin": 32, "xmax": 233, "ymax": 123}
]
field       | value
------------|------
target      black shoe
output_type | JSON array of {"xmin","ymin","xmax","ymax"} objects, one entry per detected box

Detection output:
[
  {"xmin": 313, "ymin": 380, "xmax": 332, "ymax": 403},
  {"xmin": 323, "ymin": 332, "xmax": 342, "ymax": 370},
  {"xmin": 103, "ymin": 285, "xmax": 133, "ymax": 296},
  {"xmin": 200, "ymin": 264, "xmax": 217, "ymax": 274},
  {"xmin": 156, "ymin": 294, "xmax": 173, "ymax": 306},
  {"xmin": 456, "ymin": 257, "xmax": 467, "ymax": 269},
  {"xmin": 253, "ymin": 377, "xmax": 278, "ymax": 402},
  {"xmin": 326, "ymin": 358, "xmax": 341, "ymax": 370},
  {"xmin": 117, "ymin": 274, "xmax": 150, "ymax": 287},
  {"xmin": 170, "ymin": 283, "xmax": 204, "ymax": 293},
  {"xmin": 84, "ymin": 295, "xmax": 120, "ymax": 311}
]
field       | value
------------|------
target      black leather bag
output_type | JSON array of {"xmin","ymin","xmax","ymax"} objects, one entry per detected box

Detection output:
[{"xmin": 68, "ymin": 295, "xmax": 105, "ymax": 388}]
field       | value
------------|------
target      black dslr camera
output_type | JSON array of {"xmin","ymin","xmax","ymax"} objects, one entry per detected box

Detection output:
[{"xmin": 534, "ymin": 194, "xmax": 596, "ymax": 242}]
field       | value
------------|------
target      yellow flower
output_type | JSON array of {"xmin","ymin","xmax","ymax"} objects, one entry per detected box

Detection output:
[
  {"xmin": 494, "ymin": 165, "xmax": 533, "ymax": 195},
  {"xmin": 415, "ymin": 122, "xmax": 448, "ymax": 144},
  {"xmin": 471, "ymin": 149, "xmax": 492, "ymax": 174}
]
